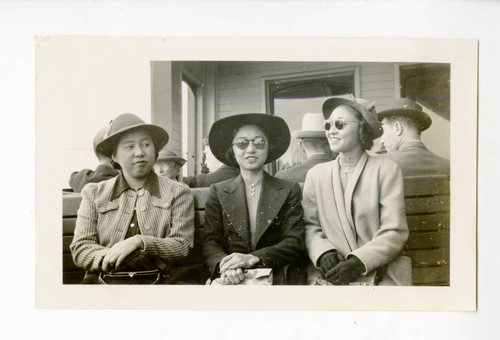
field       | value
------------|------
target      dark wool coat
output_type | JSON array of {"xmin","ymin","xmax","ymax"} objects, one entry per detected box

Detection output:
[{"xmin": 201, "ymin": 172, "xmax": 306, "ymax": 284}]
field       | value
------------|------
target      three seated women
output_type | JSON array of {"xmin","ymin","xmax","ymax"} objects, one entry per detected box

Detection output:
[{"xmin": 70, "ymin": 96, "xmax": 411, "ymax": 286}]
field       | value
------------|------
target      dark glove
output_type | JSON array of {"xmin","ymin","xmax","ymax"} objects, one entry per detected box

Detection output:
[
  {"xmin": 317, "ymin": 250, "xmax": 343, "ymax": 277},
  {"xmin": 324, "ymin": 256, "xmax": 365, "ymax": 285}
]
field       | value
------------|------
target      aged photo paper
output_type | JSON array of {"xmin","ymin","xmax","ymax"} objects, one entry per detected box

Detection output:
[{"xmin": 35, "ymin": 37, "xmax": 477, "ymax": 310}]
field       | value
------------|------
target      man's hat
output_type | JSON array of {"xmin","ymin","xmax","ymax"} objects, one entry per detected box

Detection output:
[
  {"xmin": 156, "ymin": 149, "xmax": 187, "ymax": 166},
  {"xmin": 377, "ymin": 98, "xmax": 432, "ymax": 131},
  {"xmin": 322, "ymin": 96, "xmax": 383, "ymax": 139},
  {"xmin": 96, "ymin": 113, "xmax": 169, "ymax": 157},
  {"xmin": 209, "ymin": 113, "xmax": 290, "ymax": 167},
  {"xmin": 291, "ymin": 113, "xmax": 327, "ymax": 139}
]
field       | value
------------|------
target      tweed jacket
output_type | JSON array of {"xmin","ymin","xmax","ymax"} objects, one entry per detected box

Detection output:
[
  {"xmin": 201, "ymin": 172, "xmax": 306, "ymax": 279},
  {"xmin": 303, "ymin": 153, "xmax": 411, "ymax": 285},
  {"xmin": 183, "ymin": 165, "xmax": 240, "ymax": 188},
  {"xmin": 275, "ymin": 153, "xmax": 332, "ymax": 183},
  {"xmin": 385, "ymin": 140, "xmax": 450, "ymax": 177},
  {"xmin": 69, "ymin": 164, "xmax": 119, "ymax": 193},
  {"xmin": 70, "ymin": 172, "xmax": 195, "ymax": 272}
]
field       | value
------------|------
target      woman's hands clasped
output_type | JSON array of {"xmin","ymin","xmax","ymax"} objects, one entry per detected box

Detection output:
[
  {"xmin": 102, "ymin": 236, "xmax": 144, "ymax": 273},
  {"xmin": 218, "ymin": 253, "xmax": 261, "ymax": 284}
]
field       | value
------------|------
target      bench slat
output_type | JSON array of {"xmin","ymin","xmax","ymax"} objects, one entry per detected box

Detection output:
[
  {"xmin": 404, "ymin": 176, "xmax": 450, "ymax": 196},
  {"xmin": 405, "ymin": 195, "xmax": 450, "ymax": 215},
  {"xmin": 405, "ymin": 230, "xmax": 450, "ymax": 251},
  {"xmin": 405, "ymin": 247, "xmax": 449, "ymax": 267},
  {"xmin": 63, "ymin": 192, "xmax": 82, "ymax": 217},
  {"xmin": 192, "ymin": 188, "xmax": 210, "ymax": 210},
  {"xmin": 63, "ymin": 218, "xmax": 77, "ymax": 235},
  {"xmin": 407, "ymin": 213, "xmax": 449, "ymax": 232},
  {"xmin": 412, "ymin": 265, "xmax": 450, "ymax": 286},
  {"xmin": 194, "ymin": 211, "xmax": 205, "ymax": 229}
]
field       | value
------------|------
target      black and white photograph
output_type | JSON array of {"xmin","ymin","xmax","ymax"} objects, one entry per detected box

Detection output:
[
  {"xmin": 35, "ymin": 37, "xmax": 476, "ymax": 310},
  {"xmin": 4, "ymin": 1, "xmax": 499, "ymax": 339}
]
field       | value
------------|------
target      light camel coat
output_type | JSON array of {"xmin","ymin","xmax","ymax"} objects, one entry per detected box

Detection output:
[{"xmin": 303, "ymin": 152, "xmax": 411, "ymax": 285}]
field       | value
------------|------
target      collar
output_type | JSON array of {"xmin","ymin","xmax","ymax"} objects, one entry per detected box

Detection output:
[
  {"xmin": 111, "ymin": 171, "xmax": 161, "ymax": 200},
  {"xmin": 308, "ymin": 152, "xmax": 329, "ymax": 157},
  {"xmin": 399, "ymin": 140, "xmax": 427, "ymax": 150}
]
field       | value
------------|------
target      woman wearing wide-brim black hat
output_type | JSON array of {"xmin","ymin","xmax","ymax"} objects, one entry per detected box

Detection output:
[
  {"xmin": 201, "ymin": 113, "xmax": 306, "ymax": 285},
  {"xmin": 70, "ymin": 113, "xmax": 195, "ymax": 284}
]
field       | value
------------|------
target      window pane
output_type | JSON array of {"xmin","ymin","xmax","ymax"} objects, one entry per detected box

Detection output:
[{"xmin": 269, "ymin": 75, "xmax": 355, "ymax": 171}]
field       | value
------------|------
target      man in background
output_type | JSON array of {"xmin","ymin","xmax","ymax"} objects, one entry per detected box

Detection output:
[
  {"xmin": 183, "ymin": 136, "xmax": 239, "ymax": 188},
  {"xmin": 275, "ymin": 112, "xmax": 334, "ymax": 183},
  {"xmin": 183, "ymin": 164, "xmax": 239, "ymax": 188},
  {"xmin": 68, "ymin": 126, "xmax": 119, "ymax": 193},
  {"xmin": 154, "ymin": 149, "xmax": 187, "ymax": 182},
  {"xmin": 377, "ymin": 98, "xmax": 450, "ymax": 177}
]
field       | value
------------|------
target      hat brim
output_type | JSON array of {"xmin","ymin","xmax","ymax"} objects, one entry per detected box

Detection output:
[
  {"xmin": 322, "ymin": 98, "xmax": 383, "ymax": 139},
  {"xmin": 377, "ymin": 108, "xmax": 432, "ymax": 131},
  {"xmin": 291, "ymin": 130, "xmax": 327, "ymax": 139},
  {"xmin": 209, "ymin": 113, "xmax": 290, "ymax": 167},
  {"xmin": 97, "ymin": 123, "xmax": 169, "ymax": 158},
  {"xmin": 157, "ymin": 156, "xmax": 187, "ymax": 165}
]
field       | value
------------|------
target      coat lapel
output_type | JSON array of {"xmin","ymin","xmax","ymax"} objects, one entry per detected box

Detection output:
[
  {"xmin": 254, "ymin": 173, "xmax": 287, "ymax": 245},
  {"xmin": 219, "ymin": 175, "xmax": 251, "ymax": 246},
  {"xmin": 344, "ymin": 152, "xmax": 368, "ymax": 234},
  {"xmin": 332, "ymin": 158, "xmax": 358, "ymax": 251}
]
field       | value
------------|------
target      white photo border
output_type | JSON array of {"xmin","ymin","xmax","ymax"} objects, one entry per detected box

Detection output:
[{"xmin": 35, "ymin": 37, "xmax": 477, "ymax": 310}]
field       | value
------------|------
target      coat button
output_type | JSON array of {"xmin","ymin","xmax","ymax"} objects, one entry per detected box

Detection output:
[{"xmin": 137, "ymin": 188, "xmax": 145, "ymax": 197}]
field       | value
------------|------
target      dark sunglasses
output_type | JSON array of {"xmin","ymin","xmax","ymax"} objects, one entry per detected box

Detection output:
[
  {"xmin": 324, "ymin": 119, "xmax": 360, "ymax": 131},
  {"xmin": 232, "ymin": 137, "xmax": 267, "ymax": 150}
]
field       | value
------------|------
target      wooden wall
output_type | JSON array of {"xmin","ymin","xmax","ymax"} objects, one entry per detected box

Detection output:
[{"xmin": 215, "ymin": 61, "xmax": 397, "ymax": 118}]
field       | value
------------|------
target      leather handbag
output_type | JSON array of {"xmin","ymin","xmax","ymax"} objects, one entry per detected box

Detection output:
[{"xmin": 99, "ymin": 269, "xmax": 163, "ymax": 285}]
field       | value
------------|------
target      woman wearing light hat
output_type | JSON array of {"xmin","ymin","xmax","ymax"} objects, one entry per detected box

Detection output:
[
  {"xmin": 303, "ymin": 97, "xmax": 411, "ymax": 286},
  {"xmin": 70, "ymin": 113, "xmax": 194, "ymax": 283},
  {"xmin": 201, "ymin": 113, "xmax": 306, "ymax": 285}
]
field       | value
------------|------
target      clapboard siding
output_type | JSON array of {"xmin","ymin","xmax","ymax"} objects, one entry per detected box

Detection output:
[
  {"xmin": 361, "ymin": 72, "xmax": 394, "ymax": 83},
  {"xmin": 216, "ymin": 62, "xmax": 396, "ymax": 118},
  {"xmin": 361, "ymin": 80, "xmax": 394, "ymax": 91}
]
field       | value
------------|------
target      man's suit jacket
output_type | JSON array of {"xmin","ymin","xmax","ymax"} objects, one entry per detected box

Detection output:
[
  {"xmin": 183, "ymin": 165, "xmax": 240, "ymax": 188},
  {"xmin": 275, "ymin": 153, "xmax": 332, "ymax": 183},
  {"xmin": 386, "ymin": 141, "xmax": 450, "ymax": 177},
  {"xmin": 69, "ymin": 164, "xmax": 119, "ymax": 193},
  {"xmin": 201, "ymin": 172, "xmax": 306, "ymax": 282},
  {"xmin": 303, "ymin": 153, "xmax": 411, "ymax": 285}
]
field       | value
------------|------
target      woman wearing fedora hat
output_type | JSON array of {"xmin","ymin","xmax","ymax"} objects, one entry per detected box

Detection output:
[
  {"xmin": 303, "ymin": 97, "xmax": 411, "ymax": 286},
  {"xmin": 70, "ymin": 113, "xmax": 194, "ymax": 283},
  {"xmin": 201, "ymin": 114, "xmax": 306, "ymax": 285}
]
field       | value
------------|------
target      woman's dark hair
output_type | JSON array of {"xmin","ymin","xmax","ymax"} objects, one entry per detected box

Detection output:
[{"xmin": 351, "ymin": 109, "xmax": 374, "ymax": 151}]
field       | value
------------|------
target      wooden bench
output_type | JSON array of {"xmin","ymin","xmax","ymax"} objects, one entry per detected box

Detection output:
[
  {"xmin": 403, "ymin": 176, "xmax": 450, "ymax": 286},
  {"xmin": 63, "ymin": 176, "xmax": 450, "ymax": 285}
]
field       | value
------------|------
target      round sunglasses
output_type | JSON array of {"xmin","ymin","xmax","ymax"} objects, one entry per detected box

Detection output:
[
  {"xmin": 324, "ymin": 119, "xmax": 360, "ymax": 131},
  {"xmin": 232, "ymin": 137, "xmax": 267, "ymax": 150}
]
